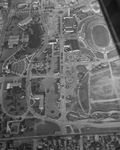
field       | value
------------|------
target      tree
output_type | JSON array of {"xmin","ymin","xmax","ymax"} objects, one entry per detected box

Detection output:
[
  {"xmin": 74, "ymin": 134, "xmax": 80, "ymax": 141},
  {"xmin": 47, "ymin": 136, "xmax": 53, "ymax": 142},
  {"xmin": 34, "ymin": 57, "xmax": 38, "ymax": 62},
  {"xmin": 32, "ymin": 68, "xmax": 37, "ymax": 74},
  {"xmin": 116, "ymin": 146, "xmax": 120, "ymax": 150}
]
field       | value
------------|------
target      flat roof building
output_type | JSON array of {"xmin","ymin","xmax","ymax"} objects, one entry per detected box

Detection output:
[
  {"xmin": 63, "ymin": 16, "xmax": 77, "ymax": 33},
  {"xmin": 18, "ymin": 16, "xmax": 32, "ymax": 27},
  {"xmin": 6, "ymin": 82, "xmax": 21, "ymax": 89},
  {"xmin": 8, "ymin": 35, "xmax": 19, "ymax": 48},
  {"xmin": 49, "ymin": 39, "xmax": 58, "ymax": 45},
  {"xmin": 33, "ymin": 94, "xmax": 44, "ymax": 110},
  {"xmin": 63, "ymin": 16, "xmax": 77, "ymax": 28},
  {"xmin": 17, "ymin": 3, "xmax": 28, "ymax": 9}
]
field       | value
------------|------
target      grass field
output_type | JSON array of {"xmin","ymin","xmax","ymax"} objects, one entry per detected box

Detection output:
[
  {"xmin": 21, "ymin": 118, "xmax": 61, "ymax": 136},
  {"xmin": 79, "ymin": 73, "xmax": 89, "ymax": 114},
  {"xmin": 81, "ymin": 126, "xmax": 120, "ymax": 134},
  {"xmin": 90, "ymin": 84, "xmax": 117, "ymax": 101},
  {"xmin": 92, "ymin": 25, "xmax": 109, "ymax": 47},
  {"xmin": 110, "ymin": 59, "xmax": 120, "ymax": 77},
  {"xmin": 90, "ymin": 70, "xmax": 111, "ymax": 87},
  {"xmin": 44, "ymin": 78, "xmax": 61, "ymax": 119},
  {"xmin": 90, "ymin": 100, "xmax": 120, "ymax": 113},
  {"xmin": 36, "ymin": 121, "xmax": 60, "ymax": 135},
  {"xmin": 107, "ymin": 49, "xmax": 118, "ymax": 59}
]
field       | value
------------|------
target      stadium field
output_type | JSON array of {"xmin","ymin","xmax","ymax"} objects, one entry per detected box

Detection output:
[{"xmin": 92, "ymin": 25, "xmax": 110, "ymax": 47}]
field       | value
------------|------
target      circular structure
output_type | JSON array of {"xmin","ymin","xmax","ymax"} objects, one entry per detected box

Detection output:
[
  {"xmin": 78, "ymin": 16, "xmax": 114, "ymax": 52},
  {"xmin": 92, "ymin": 25, "xmax": 110, "ymax": 48}
]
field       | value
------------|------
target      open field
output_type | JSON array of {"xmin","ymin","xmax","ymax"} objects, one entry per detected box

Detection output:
[
  {"xmin": 90, "ymin": 100, "xmax": 120, "ymax": 113},
  {"xmin": 79, "ymin": 73, "xmax": 89, "ymax": 114},
  {"xmin": 110, "ymin": 59, "xmax": 120, "ymax": 77},
  {"xmin": 44, "ymin": 77, "xmax": 61, "ymax": 119},
  {"xmin": 90, "ymin": 84, "xmax": 117, "ymax": 101},
  {"xmin": 81, "ymin": 126, "xmax": 120, "ymax": 134},
  {"xmin": 107, "ymin": 49, "xmax": 118, "ymax": 59},
  {"xmin": 36, "ymin": 121, "xmax": 60, "ymax": 135},
  {"xmin": 90, "ymin": 70, "xmax": 111, "ymax": 86},
  {"xmin": 20, "ymin": 118, "xmax": 61, "ymax": 136}
]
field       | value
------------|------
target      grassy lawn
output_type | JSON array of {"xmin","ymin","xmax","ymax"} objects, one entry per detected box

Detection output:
[
  {"xmin": 43, "ymin": 78, "xmax": 61, "ymax": 119},
  {"xmin": 0, "ymin": 82, "xmax": 2, "ymax": 89},
  {"xmin": 36, "ymin": 121, "xmax": 60, "ymax": 135},
  {"xmin": 79, "ymin": 73, "xmax": 89, "ymax": 114},
  {"xmin": 90, "ymin": 100, "xmax": 120, "ymax": 113},
  {"xmin": 0, "ymin": 63, "xmax": 3, "ymax": 74},
  {"xmin": 21, "ymin": 118, "xmax": 60, "ymax": 136}
]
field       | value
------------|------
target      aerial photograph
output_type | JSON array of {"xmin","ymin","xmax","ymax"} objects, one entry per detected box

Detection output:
[{"xmin": 0, "ymin": 0, "xmax": 120, "ymax": 149}]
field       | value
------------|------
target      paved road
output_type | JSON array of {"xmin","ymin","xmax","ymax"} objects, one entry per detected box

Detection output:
[{"xmin": 1, "ymin": 127, "xmax": 120, "ymax": 142}]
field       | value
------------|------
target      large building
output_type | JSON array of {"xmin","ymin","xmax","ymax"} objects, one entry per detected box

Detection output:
[
  {"xmin": 18, "ymin": 16, "xmax": 32, "ymax": 27},
  {"xmin": 8, "ymin": 35, "xmax": 19, "ymax": 48},
  {"xmin": 16, "ymin": 3, "xmax": 28, "ymax": 9},
  {"xmin": 63, "ymin": 16, "xmax": 77, "ymax": 33}
]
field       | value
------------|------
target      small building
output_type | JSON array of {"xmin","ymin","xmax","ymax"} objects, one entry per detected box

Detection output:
[
  {"xmin": 6, "ymin": 82, "xmax": 21, "ymax": 89},
  {"xmin": 33, "ymin": 94, "xmax": 44, "ymax": 110},
  {"xmin": 64, "ymin": 28, "xmax": 74, "ymax": 33},
  {"xmin": 17, "ymin": 24, "xmax": 27, "ymax": 31},
  {"xmin": 49, "ymin": 39, "xmax": 58, "ymax": 45},
  {"xmin": 18, "ymin": 16, "xmax": 32, "ymax": 27}
]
